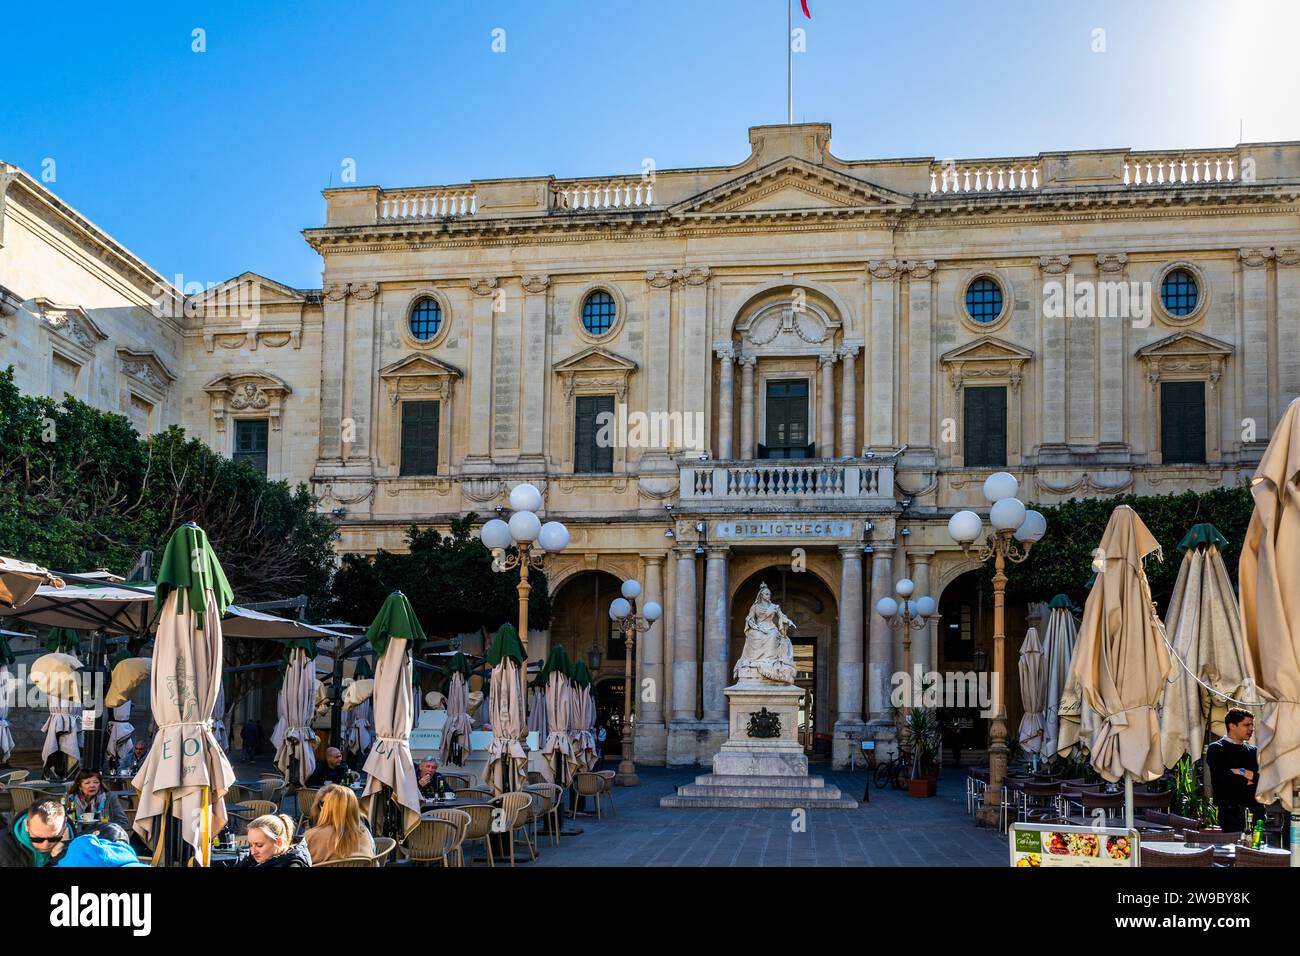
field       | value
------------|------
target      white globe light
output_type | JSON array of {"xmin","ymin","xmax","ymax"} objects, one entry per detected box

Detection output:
[
  {"xmin": 990, "ymin": 497, "xmax": 1027, "ymax": 532},
  {"xmin": 509, "ymin": 483, "xmax": 543, "ymax": 513},
  {"xmin": 479, "ymin": 518, "xmax": 512, "ymax": 551},
  {"xmin": 948, "ymin": 510, "xmax": 983, "ymax": 544},
  {"xmin": 609, "ymin": 597, "xmax": 631, "ymax": 621},
  {"xmin": 643, "ymin": 601, "xmax": 663, "ymax": 622},
  {"xmin": 903, "ymin": 600, "xmax": 919, "ymax": 619},
  {"xmin": 507, "ymin": 510, "xmax": 541, "ymax": 543},
  {"xmin": 983, "ymin": 471, "xmax": 1020, "ymax": 504},
  {"xmin": 895, "ymin": 578, "xmax": 915, "ymax": 598},
  {"xmin": 621, "ymin": 579, "xmax": 642, "ymax": 600},
  {"xmin": 876, "ymin": 597, "xmax": 899, "ymax": 619},
  {"xmin": 1014, "ymin": 509, "xmax": 1047, "ymax": 543},
  {"xmin": 538, "ymin": 521, "xmax": 569, "ymax": 553},
  {"xmin": 915, "ymin": 596, "xmax": 937, "ymax": 618}
]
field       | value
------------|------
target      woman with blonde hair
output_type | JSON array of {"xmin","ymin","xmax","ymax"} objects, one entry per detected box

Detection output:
[
  {"xmin": 303, "ymin": 783, "xmax": 374, "ymax": 863},
  {"xmin": 235, "ymin": 813, "xmax": 312, "ymax": 867}
]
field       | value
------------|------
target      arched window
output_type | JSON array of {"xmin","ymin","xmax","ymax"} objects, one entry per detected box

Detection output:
[
  {"xmin": 408, "ymin": 297, "xmax": 443, "ymax": 341},
  {"xmin": 581, "ymin": 290, "xmax": 617, "ymax": 336}
]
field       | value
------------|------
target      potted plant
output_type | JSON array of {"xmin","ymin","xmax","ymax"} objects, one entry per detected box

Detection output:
[{"xmin": 901, "ymin": 707, "xmax": 943, "ymax": 797}]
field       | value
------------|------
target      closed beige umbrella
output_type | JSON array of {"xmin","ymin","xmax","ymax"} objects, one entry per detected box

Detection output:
[
  {"xmin": 1159, "ymin": 525, "xmax": 1259, "ymax": 769},
  {"xmin": 361, "ymin": 593, "xmax": 425, "ymax": 837},
  {"xmin": 1017, "ymin": 626, "xmax": 1046, "ymax": 762},
  {"xmin": 0, "ymin": 661, "xmax": 15, "ymax": 763},
  {"xmin": 132, "ymin": 524, "xmax": 236, "ymax": 866},
  {"xmin": 1071, "ymin": 506, "xmax": 1172, "ymax": 825},
  {"xmin": 272, "ymin": 644, "xmax": 317, "ymax": 787},
  {"xmin": 1239, "ymin": 397, "xmax": 1300, "ymax": 842},
  {"xmin": 483, "ymin": 626, "xmax": 527, "ymax": 796},
  {"xmin": 33, "ymin": 651, "xmax": 83, "ymax": 773},
  {"xmin": 1042, "ymin": 595, "xmax": 1080, "ymax": 758},
  {"xmin": 439, "ymin": 652, "xmax": 474, "ymax": 767}
]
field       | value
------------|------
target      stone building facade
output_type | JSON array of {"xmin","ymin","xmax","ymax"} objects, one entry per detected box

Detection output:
[{"xmin": 3, "ymin": 123, "xmax": 1299, "ymax": 767}]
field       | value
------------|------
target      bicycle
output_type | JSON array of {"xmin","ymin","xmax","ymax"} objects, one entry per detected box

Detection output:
[{"xmin": 872, "ymin": 748, "xmax": 913, "ymax": 790}]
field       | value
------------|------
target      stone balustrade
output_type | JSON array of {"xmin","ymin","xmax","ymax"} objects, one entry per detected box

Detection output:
[
  {"xmin": 679, "ymin": 460, "xmax": 892, "ymax": 508},
  {"xmin": 552, "ymin": 178, "xmax": 654, "ymax": 211},
  {"xmin": 377, "ymin": 187, "xmax": 477, "ymax": 221},
  {"xmin": 929, "ymin": 160, "xmax": 1041, "ymax": 194},
  {"xmin": 1123, "ymin": 151, "xmax": 1240, "ymax": 186}
]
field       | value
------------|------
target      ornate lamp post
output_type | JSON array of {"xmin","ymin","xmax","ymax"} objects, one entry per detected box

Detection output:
[
  {"xmin": 946, "ymin": 471, "xmax": 1046, "ymax": 828},
  {"xmin": 608, "ymin": 579, "xmax": 662, "ymax": 787},
  {"xmin": 875, "ymin": 577, "xmax": 937, "ymax": 708},
  {"xmin": 479, "ymin": 483, "xmax": 569, "ymax": 652}
]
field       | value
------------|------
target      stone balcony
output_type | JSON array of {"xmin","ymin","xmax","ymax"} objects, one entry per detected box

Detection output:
[{"xmin": 676, "ymin": 458, "xmax": 895, "ymax": 514}]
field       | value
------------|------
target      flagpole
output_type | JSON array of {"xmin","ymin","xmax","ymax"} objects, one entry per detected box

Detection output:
[{"xmin": 787, "ymin": 0, "xmax": 792, "ymax": 124}]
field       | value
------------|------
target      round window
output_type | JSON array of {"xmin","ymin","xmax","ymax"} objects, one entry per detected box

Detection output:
[
  {"xmin": 409, "ymin": 297, "xmax": 443, "ymax": 341},
  {"xmin": 964, "ymin": 277, "xmax": 1004, "ymax": 324},
  {"xmin": 1160, "ymin": 268, "xmax": 1199, "ymax": 317},
  {"xmin": 581, "ymin": 290, "xmax": 617, "ymax": 336}
]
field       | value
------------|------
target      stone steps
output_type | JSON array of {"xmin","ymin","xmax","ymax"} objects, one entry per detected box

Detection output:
[
  {"xmin": 692, "ymin": 773, "xmax": 828, "ymax": 788},
  {"xmin": 659, "ymin": 773, "xmax": 859, "ymax": 809},
  {"xmin": 660, "ymin": 793, "xmax": 860, "ymax": 809}
]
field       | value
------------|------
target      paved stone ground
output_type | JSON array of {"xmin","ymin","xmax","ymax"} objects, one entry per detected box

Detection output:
[{"xmin": 530, "ymin": 766, "xmax": 1007, "ymax": 867}]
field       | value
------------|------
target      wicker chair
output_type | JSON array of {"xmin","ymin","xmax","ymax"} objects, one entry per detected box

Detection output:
[
  {"xmin": 1078, "ymin": 791, "xmax": 1125, "ymax": 820},
  {"xmin": 372, "ymin": 835, "xmax": 397, "ymax": 867},
  {"xmin": 594, "ymin": 770, "xmax": 617, "ymax": 816},
  {"xmin": 1141, "ymin": 845, "xmax": 1216, "ymax": 867},
  {"xmin": 495, "ymin": 791, "xmax": 535, "ymax": 866},
  {"xmin": 455, "ymin": 788, "xmax": 493, "ymax": 803},
  {"xmin": 1138, "ymin": 830, "xmax": 1183, "ymax": 842},
  {"xmin": 295, "ymin": 787, "xmax": 321, "ymax": 825},
  {"xmin": 423, "ymin": 808, "xmax": 471, "ymax": 866},
  {"xmin": 1184, "ymin": 829, "xmax": 1242, "ymax": 845},
  {"xmin": 526, "ymin": 771, "xmax": 546, "ymax": 785},
  {"xmin": 9, "ymin": 786, "xmax": 37, "ymax": 816},
  {"xmin": 524, "ymin": 784, "xmax": 562, "ymax": 848},
  {"xmin": 229, "ymin": 799, "xmax": 279, "ymax": 833},
  {"xmin": 571, "ymin": 772, "xmax": 604, "ymax": 820},
  {"xmin": 0, "ymin": 769, "xmax": 30, "ymax": 785},
  {"xmin": 403, "ymin": 817, "xmax": 465, "ymax": 867},
  {"xmin": 1234, "ymin": 845, "xmax": 1288, "ymax": 868},
  {"xmin": 316, "ymin": 855, "xmax": 376, "ymax": 867},
  {"xmin": 458, "ymin": 803, "xmax": 496, "ymax": 867},
  {"xmin": 441, "ymin": 773, "xmax": 471, "ymax": 791}
]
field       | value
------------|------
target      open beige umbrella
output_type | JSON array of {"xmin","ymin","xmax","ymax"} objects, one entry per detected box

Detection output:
[
  {"xmin": 1159, "ymin": 524, "xmax": 1259, "ymax": 769},
  {"xmin": 131, "ymin": 524, "xmax": 236, "ymax": 866},
  {"xmin": 0, "ymin": 555, "xmax": 62, "ymax": 608},
  {"xmin": 1071, "ymin": 505, "xmax": 1172, "ymax": 826},
  {"xmin": 361, "ymin": 593, "xmax": 424, "ymax": 838},
  {"xmin": 1239, "ymin": 397, "xmax": 1300, "ymax": 852},
  {"xmin": 1042, "ymin": 595, "xmax": 1080, "ymax": 758},
  {"xmin": 272, "ymin": 643, "xmax": 317, "ymax": 787},
  {"xmin": 483, "ymin": 625, "xmax": 527, "ymax": 796},
  {"xmin": 1017, "ymin": 626, "xmax": 1046, "ymax": 763},
  {"xmin": 438, "ymin": 652, "xmax": 473, "ymax": 768}
]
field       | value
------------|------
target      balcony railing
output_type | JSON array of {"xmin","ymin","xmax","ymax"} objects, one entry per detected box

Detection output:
[
  {"xmin": 679, "ymin": 460, "xmax": 893, "ymax": 507},
  {"xmin": 378, "ymin": 187, "xmax": 477, "ymax": 221},
  {"xmin": 929, "ymin": 160, "xmax": 1041, "ymax": 194},
  {"xmin": 552, "ymin": 177, "xmax": 655, "ymax": 211},
  {"xmin": 1122, "ymin": 150, "xmax": 1241, "ymax": 186}
]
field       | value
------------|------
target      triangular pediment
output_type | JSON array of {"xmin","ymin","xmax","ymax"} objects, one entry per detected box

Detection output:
[
  {"xmin": 552, "ymin": 346, "xmax": 638, "ymax": 374},
  {"xmin": 116, "ymin": 348, "xmax": 176, "ymax": 388},
  {"xmin": 941, "ymin": 336, "xmax": 1035, "ymax": 366},
  {"xmin": 31, "ymin": 298, "xmax": 108, "ymax": 350},
  {"xmin": 1136, "ymin": 330, "xmax": 1234, "ymax": 360},
  {"xmin": 190, "ymin": 272, "xmax": 311, "ymax": 306},
  {"xmin": 203, "ymin": 371, "xmax": 293, "ymax": 395},
  {"xmin": 378, "ymin": 354, "xmax": 464, "ymax": 379},
  {"xmin": 672, "ymin": 158, "xmax": 913, "ymax": 215}
]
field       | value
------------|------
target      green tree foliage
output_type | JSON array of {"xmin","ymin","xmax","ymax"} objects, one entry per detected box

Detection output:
[
  {"xmin": 329, "ymin": 515, "xmax": 553, "ymax": 638},
  {"xmin": 0, "ymin": 367, "xmax": 337, "ymax": 613},
  {"xmin": 993, "ymin": 487, "xmax": 1255, "ymax": 614}
]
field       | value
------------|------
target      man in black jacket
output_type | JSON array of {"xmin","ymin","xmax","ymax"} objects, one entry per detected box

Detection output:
[
  {"xmin": 1205, "ymin": 709, "xmax": 1263, "ymax": 832},
  {"xmin": 0, "ymin": 800, "xmax": 72, "ymax": 867},
  {"xmin": 305, "ymin": 747, "xmax": 348, "ymax": 786}
]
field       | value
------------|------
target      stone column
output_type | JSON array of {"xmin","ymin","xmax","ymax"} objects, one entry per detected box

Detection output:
[
  {"xmin": 903, "ymin": 261, "xmax": 936, "ymax": 455},
  {"xmin": 739, "ymin": 356, "xmax": 757, "ymax": 460},
  {"xmin": 1038, "ymin": 256, "xmax": 1071, "ymax": 457},
  {"xmin": 670, "ymin": 547, "xmax": 698, "ymax": 722},
  {"xmin": 910, "ymin": 551, "xmax": 934, "ymax": 677},
  {"xmin": 866, "ymin": 543, "xmax": 896, "ymax": 730},
  {"xmin": 1096, "ymin": 254, "xmax": 1128, "ymax": 455},
  {"xmin": 867, "ymin": 260, "xmax": 898, "ymax": 452},
  {"xmin": 463, "ymin": 277, "xmax": 499, "ymax": 469},
  {"xmin": 838, "ymin": 346, "xmax": 858, "ymax": 458},
  {"xmin": 716, "ymin": 347, "xmax": 735, "ymax": 459},
  {"xmin": 819, "ymin": 352, "xmax": 837, "ymax": 458},
  {"xmin": 702, "ymin": 546, "xmax": 730, "ymax": 723},
  {"xmin": 519, "ymin": 275, "xmax": 549, "ymax": 464},
  {"xmin": 1240, "ymin": 248, "xmax": 1275, "ymax": 446},
  {"xmin": 636, "ymin": 553, "xmax": 667, "ymax": 764},
  {"xmin": 834, "ymin": 544, "xmax": 865, "ymax": 765}
]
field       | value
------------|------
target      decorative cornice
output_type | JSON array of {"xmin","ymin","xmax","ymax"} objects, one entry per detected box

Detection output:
[
  {"xmin": 901, "ymin": 259, "xmax": 937, "ymax": 279},
  {"xmin": 837, "ymin": 345, "xmax": 861, "ymax": 361},
  {"xmin": 468, "ymin": 277, "xmax": 500, "ymax": 296},
  {"xmin": 644, "ymin": 270, "xmax": 674, "ymax": 289},
  {"xmin": 1277, "ymin": 247, "xmax": 1300, "ymax": 266},
  {"xmin": 868, "ymin": 259, "xmax": 900, "ymax": 280}
]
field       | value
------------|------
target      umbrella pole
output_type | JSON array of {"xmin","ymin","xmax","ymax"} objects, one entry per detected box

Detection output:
[{"xmin": 1123, "ymin": 774, "xmax": 1134, "ymax": 830}]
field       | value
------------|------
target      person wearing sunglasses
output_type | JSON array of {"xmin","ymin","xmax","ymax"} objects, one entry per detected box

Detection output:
[{"xmin": 0, "ymin": 800, "xmax": 71, "ymax": 867}]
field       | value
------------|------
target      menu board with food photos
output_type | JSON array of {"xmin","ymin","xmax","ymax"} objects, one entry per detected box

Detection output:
[{"xmin": 1010, "ymin": 823, "xmax": 1139, "ymax": 867}]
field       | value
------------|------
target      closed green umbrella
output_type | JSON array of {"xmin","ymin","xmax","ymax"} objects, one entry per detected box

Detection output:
[
  {"xmin": 484, "ymin": 625, "xmax": 527, "ymax": 795},
  {"xmin": 45, "ymin": 627, "xmax": 83, "ymax": 654},
  {"xmin": 361, "ymin": 593, "xmax": 425, "ymax": 837}
]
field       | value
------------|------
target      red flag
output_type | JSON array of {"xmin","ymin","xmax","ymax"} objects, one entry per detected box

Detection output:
[{"xmin": 800, "ymin": 0, "xmax": 811, "ymax": 17}]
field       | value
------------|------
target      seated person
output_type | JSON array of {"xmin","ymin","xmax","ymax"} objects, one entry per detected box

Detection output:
[
  {"xmin": 117, "ymin": 741, "xmax": 149, "ymax": 776},
  {"xmin": 303, "ymin": 784, "xmax": 374, "ymax": 864},
  {"xmin": 417, "ymin": 759, "xmax": 449, "ymax": 800},
  {"xmin": 306, "ymin": 747, "xmax": 349, "ymax": 787},
  {"xmin": 58, "ymin": 826, "xmax": 147, "ymax": 868},
  {"xmin": 0, "ymin": 800, "xmax": 72, "ymax": 867},
  {"xmin": 65, "ymin": 769, "xmax": 129, "ymax": 831},
  {"xmin": 235, "ymin": 813, "xmax": 312, "ymax": 868}
]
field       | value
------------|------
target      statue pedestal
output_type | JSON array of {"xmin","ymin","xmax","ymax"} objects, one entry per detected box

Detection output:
[{"xmin": 660, "ymin": 680, "xmax": 858, "ymax": 809}]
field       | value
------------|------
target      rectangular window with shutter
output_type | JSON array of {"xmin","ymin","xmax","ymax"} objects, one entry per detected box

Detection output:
[
  {"xmin": 963, "ymin": 386, "xmax": 1007, "ymax": 467},
  {"xmin": 400, "ymin": 400, "xmax": 440, "ymax": 475},
  {"xmin": 574, "ymin": 395, "xmax": 614, "ymax": 473},
  {"xmin": 763, "ymin": 379, "xmax": 812, "ymax": 459},
  {"xmin": 233, "ymin": 419, "xmax": 269, "ymax": 475},
  {"xmin": 1160, "ymin": 381, "xmax": 1206, "ymax": 464}
]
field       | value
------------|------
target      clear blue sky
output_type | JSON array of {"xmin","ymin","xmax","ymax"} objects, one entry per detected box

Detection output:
[{"xmin": 4, "ymin": 0, "xmax": 1296, "ymax": 290}]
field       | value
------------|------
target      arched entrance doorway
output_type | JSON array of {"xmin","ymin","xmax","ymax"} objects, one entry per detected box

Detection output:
[
  {"xmin": 730, "ymin": 567, "xmax": 837, "ymax": 756},
  {"xmin": 549, "ymin": 569, "xmax": 629, "ymax": 757}
]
